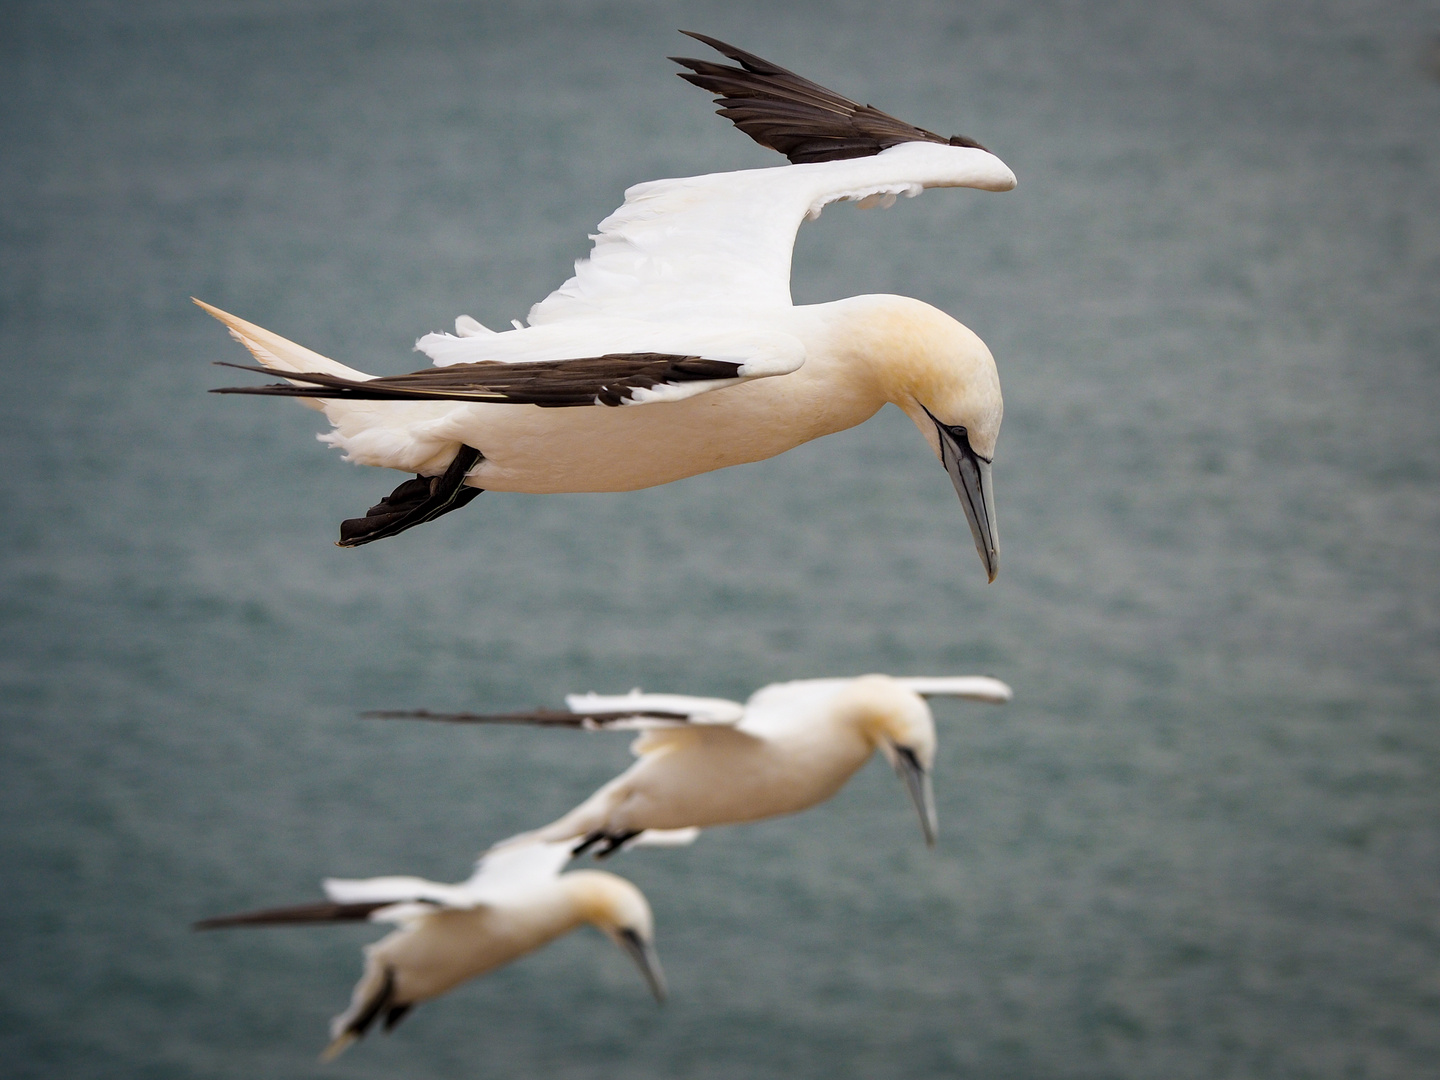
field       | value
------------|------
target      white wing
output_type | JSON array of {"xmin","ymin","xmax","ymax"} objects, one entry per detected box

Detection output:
[
  {"xmin": 564, "ymin": 689, "xmax": 746, "ymax": 726},
  {"xmin": 525, "ymin": 141, "xmax": 1016, "ymax": 325},
  {"xmin": 897, "ymin": 676, "xmax": 1013, "ymax": 704},
  {"xmin": 625, "ymin": 827, "xmax": 702, "ymax": 848},
  {"xmin": 321, "ymin": 841, "xmax": 575, "ymax": 912},
  {"xmin": 735, "ymin": 678, "xmax": 863, "ymax": 731},
  {"xmin": 737, "ymin": 675, "xmax": 1012, "ymax": 733},
  {"xmin": 456, "ymin": 840, "xmax": 575, "ymax": 902},
  {"xmin": 742, "ymin": 677, "xmax": 857, "ymax": 707},
  {"xmin": 369, "ymin": 691, "xmax": 746, "ymax": 734},
  {"xmin": 322, "ymin": 874, "xmax": 471, "ymax": 909}
]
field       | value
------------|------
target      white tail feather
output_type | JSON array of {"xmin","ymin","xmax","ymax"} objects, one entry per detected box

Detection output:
[{"xmin": 194, "ymin": 298, "xmax": 375, "ymax": 413}]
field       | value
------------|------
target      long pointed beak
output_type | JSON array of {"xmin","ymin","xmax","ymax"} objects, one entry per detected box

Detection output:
[
  {"xmin": 618, "ymin": 928, "xmax": 668, "ymax": 1003},
  {"xmin": 891, "ymin": 744, "xmax": 938, "ymax": 848},
  {"xmin": 930, "ymin": 415, "xmax": 998, "ymax": 582}
]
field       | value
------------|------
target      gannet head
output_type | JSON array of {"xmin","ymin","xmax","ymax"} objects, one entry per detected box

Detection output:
[
  {"xmin": 851, "ymin": 296, "xmax": 1002, "ymax": 582},
  {"xmin": 564, "ymin": 871, "xmax": 667, "ymax": 1002},
  {"xmin": 836, "ymin": 675, "xmax": 940, "ymax": 847}
]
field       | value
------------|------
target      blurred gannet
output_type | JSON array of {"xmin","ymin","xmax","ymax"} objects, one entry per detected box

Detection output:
[
  {"xmin": 375, "ymin": 674, "xmax": 1013, "ymax": 854},
  {"xmin": 203, "ymin": 32, "xmax": 1015, "ymax": 579},
  {"xmin": 194, "ymin": 841, "xmax": 666, "ymax": 1060}
]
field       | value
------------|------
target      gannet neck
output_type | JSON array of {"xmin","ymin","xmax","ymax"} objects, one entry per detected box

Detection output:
[
  {"xmin": 829, "ymin": 674, "xmax": 938, "ymax": 769},
  {"xmin": 808, "ymin": 295, "xmax": 1003, "ymax": 462},
  {"xmin": 561, "ymin": 871, "xmax": 655, "ymax": 938},
  {"xmin": 561, "ymin": 871, "xmax": 666, "ymax": 1001}
]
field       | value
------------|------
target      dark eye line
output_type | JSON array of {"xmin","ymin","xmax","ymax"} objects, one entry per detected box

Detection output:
[
  {"xmin": 920, "ymin": 405, "xmax": 993, "ymax": 465},
  {"xmin": 893, "ymin": 742, "xmax": 925, "ymax": 772}
]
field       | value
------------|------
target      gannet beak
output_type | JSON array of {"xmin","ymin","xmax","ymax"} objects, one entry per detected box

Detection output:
[
  {"xmin": 618, "ymin": 928, "xmax": 668, "ymax": 1003},
  {"xmin": 928, "ymin": 412, "xmax": 998, "ymax": 582},
  {"xmin": 891, "ymin": 744, "xmax": 938, "ymax": 847}
]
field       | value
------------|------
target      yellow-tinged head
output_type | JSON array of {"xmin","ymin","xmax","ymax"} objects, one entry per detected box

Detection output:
[
  {"xmin": 832, "ymin": 675, "xmax": 940, "ymax": 846},
  {"xmin": 563, "ymin": 871, "xmax": 666, "ymax": 1002},
  {"xmin": 833, "ymin": 295, "xmax": 1003, "ymax": 581}
]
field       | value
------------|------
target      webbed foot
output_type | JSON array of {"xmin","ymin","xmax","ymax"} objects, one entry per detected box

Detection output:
[{"xmin": 337, "ymin": 444, "xmax": 484, "ymax": 547}]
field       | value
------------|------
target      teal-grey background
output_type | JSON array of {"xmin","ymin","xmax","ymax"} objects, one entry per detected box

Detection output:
[{"xmin": 3, "ymin": 1, "xmax": 1438, "ymax": 1077}]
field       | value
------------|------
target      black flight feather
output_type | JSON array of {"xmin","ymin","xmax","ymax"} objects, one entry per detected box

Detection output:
[
  {"xmin": 365, "ymin": 708, "xmax": 697, "ymax": 729},
  {"xmin": 671, "ymin": 31, "xmax": 988, "ymax": 163},
  {"xmin": 210, "ymin": 352, "xmax": 742, "ymax": 409},
  {"xmin": 193, "ymin": 899, "xmax": 409, "ymax": 930}
]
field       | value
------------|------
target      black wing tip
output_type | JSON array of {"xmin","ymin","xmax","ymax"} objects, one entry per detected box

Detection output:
[
  {"xmin": 212, "ymin": 354, "xmax": 739, "ymax": 407},
  {"xmin": 672, "ymin": 30, "xmax": 992, "ymax": 160},
  {"xmin": 362, "ymin": 708, "xmax": 583, "ymax": 726},
  {"xmin": 363, "ymin": 707, "xmax": 695, "ymax": 728},
  {"xmin": 193, "ymin": 899, "xmax": 393, "ymax": 930},
  {"xmin": 675, "ymin": 31, "xmax": 767, "ymax": 66}
]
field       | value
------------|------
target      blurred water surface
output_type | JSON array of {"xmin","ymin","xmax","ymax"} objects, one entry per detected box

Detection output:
[{"xmin": 2, "ymin": 1, "xmax": 1438, "ymax": 1077}]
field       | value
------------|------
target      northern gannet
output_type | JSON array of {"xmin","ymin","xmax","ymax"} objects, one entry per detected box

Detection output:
[
  {"xmin": 194, "ymin": 841, "xmax": 666, "ymax": 1060},
  {"xmin": 205, "ymin": 33, "xmax": 1015, "ymax": 579},
  {"xmin": 374, "ymin": 674, "xmax": 1013, "ymax": 854}
]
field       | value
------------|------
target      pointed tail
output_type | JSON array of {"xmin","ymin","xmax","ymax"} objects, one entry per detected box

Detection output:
[{"xmin": 194, "ymin": 298, "xmax": 375, "ymax": 412}]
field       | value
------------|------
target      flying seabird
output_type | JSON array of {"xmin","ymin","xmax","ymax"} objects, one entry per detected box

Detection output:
[
  {"xmin": 194, "ymin": 841, "xmax": 667, "ymax": 1060},
  {"xmin": 205, "ymin": 32, "xmax": 1015, "ymax": 579},
  {"xmin": 373, "ymin": 674, "xmax": 1013, "ymax": 855}
]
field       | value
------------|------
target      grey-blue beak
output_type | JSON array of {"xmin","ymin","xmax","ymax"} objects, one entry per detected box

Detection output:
[
  {"xmin": 891, "ymin": 743, "xmax": 938, "ymax": 848},
  {"xmin": 618, "ymin": 928, "xmax": 667, "ymax": 1003},
  {"xmin": 928, "ymin": 412, "xmax": 998, "ymax": 582}
]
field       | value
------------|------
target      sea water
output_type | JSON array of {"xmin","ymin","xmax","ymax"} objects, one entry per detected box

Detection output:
[{"xmin": 2, "ymin": 2, "xmax": 1438, "ymax": 1077}]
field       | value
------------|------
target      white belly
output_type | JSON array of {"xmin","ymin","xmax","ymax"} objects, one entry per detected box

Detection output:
[
  {"xmin": 466, "ymin": 370, "xmax": 879, "ymax": 493},
  {"xmin": 319, "ymin": 306, "xmax": 886, "ymax": 493}
]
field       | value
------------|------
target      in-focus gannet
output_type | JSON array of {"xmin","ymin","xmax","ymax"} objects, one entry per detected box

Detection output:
[
  {"xmin": 194, "ymin": 841, "xmax": 665, "ymax": 1060},
  {"xmin": 204, "ymin": 33, "xmax": 1015, "ymax": 579},
  {"xmin": 375, "ymin": 674, "xmax": 1013, "ymax": 854}
]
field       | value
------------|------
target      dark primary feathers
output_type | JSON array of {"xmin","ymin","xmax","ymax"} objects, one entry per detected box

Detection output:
[
  {"xmin": 210, "ymin": 353, "xmax": 743, "ymax": 408},
  {"xmin": 672, "ymin": 30, "xmax": 987, "ymax": 164},
  {"xmin": 366, "ymin": 708, "xmax": 697, "ymax": 730},
  {"xmin": 193, "ymin": 899, "xmax": 404, "ymax": 929}
]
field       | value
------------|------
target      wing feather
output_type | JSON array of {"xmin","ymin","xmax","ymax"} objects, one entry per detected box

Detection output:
[
  {"xmin": 526, "ymin": 142, "xmax": 1015, "ymax": 324},
  {"xmin": 897, "ymin": 676, "xmax": 1013, "ymax": 703},
  {"xmin": 366, "ymin": 707, "xmax": 700, "ymax": 731},
  {"xmin": 564, "ymin": 690, "xmax": 746, "ymax": 725},
  {"xmin": 671, "ymin": 32, "xmax": 988, "ymax": 164},
  {"xmin": 210, "ymin": 352, "xmax": 745, "ymax": 408},
  {"xmin": 193, "ymin": 900, "xmax": 401, "ymax": 929},
  {"xmin": 367, "ymin": 689, "xmax": 745, "ymax": 731}
]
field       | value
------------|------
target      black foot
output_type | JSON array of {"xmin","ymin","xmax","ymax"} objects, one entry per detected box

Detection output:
[
  {"xmin": 338, "ymin": 445, "xmax": 484, "ymax": 547},
  {"xmin": 572, "ymin": 829, "xmax": 642, "ymax": 859},
  {"xmin": 346, "ymin": 966, "xmax": 397, "ymax": 1042}
]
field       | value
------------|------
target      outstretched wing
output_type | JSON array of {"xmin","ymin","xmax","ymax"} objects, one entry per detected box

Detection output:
[
  {"xmin": 456, "ymin": 840, "xmax": 576, "ymax": 903},
  {"xmin": 738, "ymin": 675, "xmax": 1012, "ymax": 729},
  {"xmin": 194, "ymin": 899, "xmax": 398, "ymax": 929},
  {"xmin": 368, "ymin": 688, "xmax": 744, "ymax": 732},
  {"xmin": 321, "ymin": 874, "xmax": 473, "ymax": 909},
  {"xmin": 195, "ymin": 843, "xmax": 582, "ymax": 931},
  {"xmin": 210, "ymin": 353, "xmax": 745, "ymax": 409},
  {"xmin": 202, "ymin": 298, "xmax": 806, "ymax": 416},
  {"xmin": 896, "ymin": 676, "xmax": 1013, "ymax": 704},
  {"xmin": 525, "ymin": 40, "xmax": 1014, "ymax": 325},
  {"xmin": 672, "ymin": 31, "xmax": 988, "ymax": 164},
  {"xmin": 565, "ymin": 690, "xmax": 746, "ymax": 725},
  {"xmin": 325, "ymin": 841, "xmax": 578, "ymax": 910},
  {"xmin": 194, "ymin": 883, "xmax": 455, "ymax": 930}
]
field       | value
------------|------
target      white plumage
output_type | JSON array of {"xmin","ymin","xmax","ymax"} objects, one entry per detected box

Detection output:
[
  {"xmin": 387, "ymin": 675, "xmax": 1013, "ymax": 855},
  {"xmin": 203, "ymin": 34, "xmax": 1014, "ymax": 576},
  {"xmin": 195, "ymin": 841, "xmax": 667, "ymax": 1060}
]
